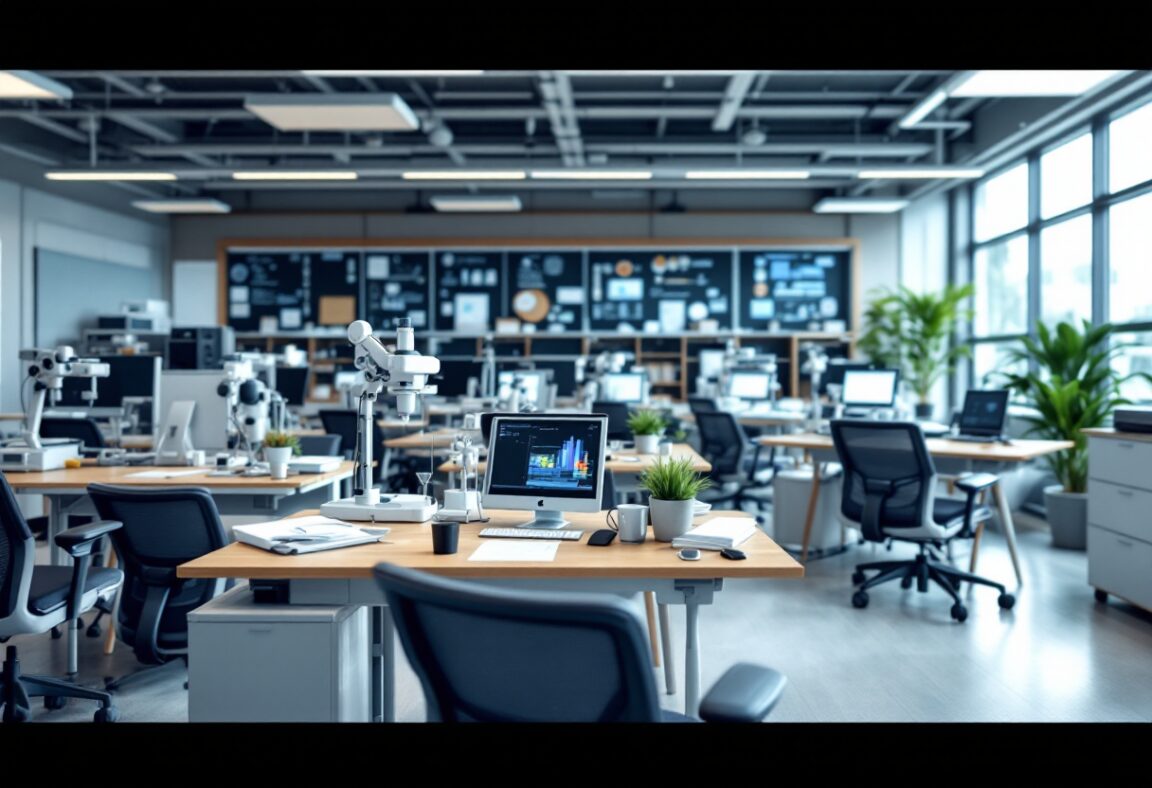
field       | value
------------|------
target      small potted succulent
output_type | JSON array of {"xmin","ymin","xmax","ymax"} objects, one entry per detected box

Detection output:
[
  {"xmin": 628, "ymin": 408, "xmax": 667, "ymax": 454},
  {"xmin": 263, "ymin": 431, "xmax": 301, "ymax": 479},
  {"xmin": 639, "ymin": 456, "xmax": 713, "ymax": 542}
]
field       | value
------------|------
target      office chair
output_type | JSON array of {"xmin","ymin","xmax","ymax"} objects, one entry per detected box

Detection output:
[
  {"xmin": 373, "ymin": 563, "xmax": 787, "ymax": 722},
  {"xmin": 39, "ymin": 417, "xmax": 106, "ymax": 456},
  {"xmin": 297, "ymin": 434, "xmax": 342, "ymax": 456},
  {"xmin": 0, "ymin": 473, "xmax": 123, "ymax": 722},
  {"xmin": 829, "ymin": 420, "xmax": 1015, "ymax": 622},
  {"xmin": 693, "ymin": 411, "xmax": 773, "ymax": 512},
  {"xmin": 688, "ymin": 397, "xmax": 719, "ymax": 415},
  {"xmin": 319, "ymin": 409, "xmax": 386, "ymax": 483},
  {"xmin": 86, "ymin": 485, "xmax": 229, "ymax": 690},
  {"xmin": 592, "ymin": 400, "xmax": 632, "ymax": 443}
]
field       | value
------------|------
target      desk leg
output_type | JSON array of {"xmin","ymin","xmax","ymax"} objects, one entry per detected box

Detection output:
[
  {"xmin": 103, "ymin": 546, "xmax": 120, "ymax": 655},
  {"xmin": 643, "ymin": 592, "xmax": 661, "ymax": 667},
  {"xmin": 658, "ymin": 603, "xmax": 675, "ymax": 696},
  {"xmin": 991, "ymin": 482, "xmax": 1024, "ymax": 587},
  {"xmin": 684, "ymin": 597, "xmax": 700, "ymax": 716},
  {"xmin": 968, "ymin": 521, "xmax": 986, "ymax": 576},
  {"xmin": 800, "ymin": 462, "xmax": 825, "ymax": 563},
  {"xmin": 372, "ymin": 606, "xmax": 396, "ymax": 723},
  {"xmin": 46, "ymin": 495, "xmax": 63, "ymax": 566}
]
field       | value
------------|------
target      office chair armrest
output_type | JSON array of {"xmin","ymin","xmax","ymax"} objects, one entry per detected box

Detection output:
[
  {"xmin": 698, "ymin": 663, "xmax": 787, "ymax": 723},
  {"xmin": 55, "ymin": 520, "xmax": 122, "ymax": 558},
  {"xmin": 954, "ymin": 473, "xmax": 998, "ymax": 494}
]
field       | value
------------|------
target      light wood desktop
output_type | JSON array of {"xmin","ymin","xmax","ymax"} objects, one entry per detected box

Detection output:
[
  {"xmin": 180, "ymin": 508, "xmax": 801, "ymax": 718},
  {"xmin": 437, "ymin": 443, "xmax": 712, "ymax": 476},
  {"xmin": 756, "ymin": 432, "xmax": 1074, "ymax": 584}
]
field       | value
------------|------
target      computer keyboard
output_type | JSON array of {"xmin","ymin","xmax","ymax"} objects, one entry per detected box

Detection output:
[{"xmin": 479, "ymin": 527, "xmax": 584, "ymax": 541}]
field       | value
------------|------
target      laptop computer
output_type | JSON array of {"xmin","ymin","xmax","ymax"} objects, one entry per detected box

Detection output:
[{"xmin": 951, "ymin": 389, "xmax": 1010, "ymax": 442}]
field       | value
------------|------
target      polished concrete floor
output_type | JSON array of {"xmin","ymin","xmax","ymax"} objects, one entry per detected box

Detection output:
[{"xmin": 11, "ymin": 512, "xmax": 1152, "ymax": 723}]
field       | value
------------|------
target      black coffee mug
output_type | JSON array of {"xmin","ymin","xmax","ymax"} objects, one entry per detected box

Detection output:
[{"xmin": 432, "ymin": 521, "xmax": 460, "ymax": 555}]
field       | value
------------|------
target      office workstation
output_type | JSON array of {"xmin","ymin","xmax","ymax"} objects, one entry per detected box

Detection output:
[{"xmin": 2, "ymin": 64, "xmax": 1152, "ymax": 731}]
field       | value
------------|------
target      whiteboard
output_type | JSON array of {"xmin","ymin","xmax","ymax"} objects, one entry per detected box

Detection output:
[{"xmin": 173, "ymin": 260, "xmax": 218, "ymax": 326}]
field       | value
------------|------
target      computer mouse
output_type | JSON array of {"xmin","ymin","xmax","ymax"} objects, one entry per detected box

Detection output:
[
  {"xmin": 720, "ymin": 548, "xmax": 747, "ymax": 560},
  {"xmin": 588, "ymin": 529, "xmax": 617, "ymax": 546},
  {"xmin": 678, "ymin": 548, "xmax": 702, "ymax": 561}
]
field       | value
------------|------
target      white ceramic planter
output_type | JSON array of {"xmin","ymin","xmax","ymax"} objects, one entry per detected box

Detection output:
[
  {"xmin": 265, "ymin": 446, "xmax": 293, "ymax": 479},
  {"xmin": 1044, "ymin": 484, "xmax": 1087, "ymax": 550},
  {"xmin": 634, "ymin": 434, "xmax": 660, "ymax": 454},
  {"xmin": 649, "ymin": 497, "xmax": 695, "ymax": 542}
]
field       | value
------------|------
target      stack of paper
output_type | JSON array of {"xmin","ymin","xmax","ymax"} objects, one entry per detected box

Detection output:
[
  {"xmin": 671, "ymin": 517, "xmax": 757, "ymax": 551},
  {"xmin": 233, "ymin": 515, "xmax": 386, "ymax": 555}
]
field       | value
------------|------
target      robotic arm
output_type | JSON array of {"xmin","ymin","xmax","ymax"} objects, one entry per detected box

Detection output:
[{"xmin": 18, "ymin": 346, "xmax": 110, "ymax": 450}]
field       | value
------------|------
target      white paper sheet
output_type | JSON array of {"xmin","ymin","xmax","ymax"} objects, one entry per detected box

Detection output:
[
  {"xmin": 124, "ymin": 470, "xmax": 206, "ymax": 479},
  {"xmin": 468, "ymin": 540, "xmax": 560, "ymax": 562}
]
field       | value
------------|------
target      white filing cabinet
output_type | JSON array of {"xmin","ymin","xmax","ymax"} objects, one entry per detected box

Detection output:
[
  {"xmin": 188, "ymin": 585, "xmax": 371, "ymax": 722},
  {"xmin": 1087, "ymin": 433, "xmax": 1152, "ymax": 613},
  {"xmin": 771, "ymin": 465, "xmax": 848, "ymax": 553}
]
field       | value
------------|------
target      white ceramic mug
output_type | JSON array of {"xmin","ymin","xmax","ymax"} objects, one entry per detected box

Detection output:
[{"xmin": 611, "ymin": 503, "xmax": 649, "ymax": 543}]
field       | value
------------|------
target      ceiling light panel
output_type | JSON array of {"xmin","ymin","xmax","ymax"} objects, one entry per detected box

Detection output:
[
  {"xmin": 684, "ymin": 170, "xmax": 810, "ymax": 180},
  {"xmin": 45, "ymin": 171, "xmax": 177, "ymax": 181},
  {"xmin": 402, "ymin": 170, "xmax": 526, "ymax": 180},
  {"xmin": 813, "ymin": 198, "xmax": 909, "ymax": 213},
  {"xmin": 430, "ymin": 195, "xmax": 522, "ymax": 212},
  {"xmin": 951, "ymin": 70, "xmax": 1123, "ymax": 97},
  {"xmin": 132, "ymin": 198, "xmax": 232, "ymax": 214},
  {"xmin": 244, "ymin": 93, "xmax": 419, "ymax": 131},
  {"xmin": 0, "ymin": 70, "xmax": 73, "ymax": 99},
  {"xmin": 231, "ymin": 171, "xmax": 358, "ymax": 180},
  {"xmin": 530, "ymin": 170, "xmax": 652, "ymax": 180},
  {"xmin": 857, "ymin": 167, "xmax": 985, "ymax": 179},
  {"xmin": 302, "ymin": 70, "xmax": 483, "ymax": 77}
]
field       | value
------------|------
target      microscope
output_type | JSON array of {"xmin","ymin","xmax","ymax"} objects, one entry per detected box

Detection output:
[
  {"xmin": 214, "ymin": 359, "xmax": 284, "ymax": 473},
  {"xmin": 0, "ymin": 346, "xmax": 110, "ymax": 471},
  {"xmin": 321, "ymin": 318, "xmax": 442, "ymax": 522}
]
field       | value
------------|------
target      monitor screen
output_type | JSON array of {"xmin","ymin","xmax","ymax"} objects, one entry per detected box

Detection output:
[
  {"xmin": 157, "ymin": 370, "xmax": 232, "ymax": 452},
  {"xmin": 57, "ymin": 355, "xmax": 161, "ymax": 409},
  {"xmin": 959, "ymin": 389, "xmax": 1009, "ymax": 435},
  {"xmin": 841, "ymin": 369, "xmax": 899, "ymax": 407},
  {"xmin": 485, "ymin": 416, "xmax": 605, "ymax": 501},
  {"xmin": 698, "ymin": 349, "xmax": 725, "ymax": 381},
  {"xmin": 600, "ymin": 372, "xmax": 647, "ymax": 403},
  {"xmin": 727, "ymin": 372, "xmax": 771, "ymax": 400},
  {"xmin": 276, "ymin": 366, "xmax": 311, "ymax": 406},
  {"xmin": 821, "ymin": 360, "xmax": 873, "ymax": 396},
  {"xmin": 498, "ymin": 370, "xmax": 546, "ymax": 405}
]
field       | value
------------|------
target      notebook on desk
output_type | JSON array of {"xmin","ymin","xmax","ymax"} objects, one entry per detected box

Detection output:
[
  {"xmin": 233, "ymin": 515, "xmax": 386, "ymax": 555},
  {"xmin": 671, "ymin": 517, "xmax": 758, "ymax": 551}
]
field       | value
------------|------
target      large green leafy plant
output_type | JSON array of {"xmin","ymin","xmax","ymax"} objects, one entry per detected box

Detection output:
[
  {"xmin": 638, "ymin": 456, "xmax": 713, "ymax": 501},
  {"xmin": 998, "ymin": 320, "xmax": 1147, "ymax": 494},
  {"xmin": 858, "ymin": 284, "xmax": 975, "ymax": 404}
]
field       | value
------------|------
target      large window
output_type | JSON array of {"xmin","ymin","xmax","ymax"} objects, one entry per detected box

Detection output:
[
  {"xmin": 1109, "ymin": 100, "xmax": 1152, "ymax": 193},
  {"xmin": 974, "ymin": 163, "xmax": 1029, "ymax": 242},
  {"xmin": 973, "ymin": 235, "xmax": 1029, "ymax": 336},
  {"xmin": 1108, "ymin": 191, "xmax": 1152, "ymax": 324},
  {"xmin": 1113, "ymin": 331, "xmax": 1152, "ymax": 402},
  {"xmin": 1040, "ymin": 134, "xmax": 1092, "ymax": 219},
  {"xmin": 1039, "ymin": 215, "xmax": 1093, "ymax": 326},
  {"xmin": 973, "ymin": 341, "xmax": 1027, "ymax": 388}
]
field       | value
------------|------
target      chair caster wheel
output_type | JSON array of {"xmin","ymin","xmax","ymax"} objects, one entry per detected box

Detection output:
[
  {"xmin": 1094, "ymin": 589, "xmax": 1108, "ymax": 603},
  {"xmin": 94, "ymin": 705, "xmax": 120, "ymax": 723},
  {"xmin": 998, "ymin": 593, "xmax": 1016, "ymax": 610},
  {"xmin": 43, "ymin": 695, "xmax": 68, "ymax": 710},
  {"xmin": 86, "ymin": 624, "xmax": 102, "ymax": 638},
  {"xmin": 900, "ymin": 576, "xmax": 913, "ymax": 589},
  {"xmin": 851, "ymin": 570, "xmax": 866, "ymax": 585},
  {"xmin": 950, "ymin": 603, "xmax": 968, "ymax": 622},
  {"xmin": 3, "ymin": 704, "xmax": 30, "ymax": 722},
  {"xmin": 50, "ymin": 626, "xmax": 62, "ymax": 640},
  {"xmin": 851, "ymin": 590, "xmax": 869, "ymax": 608}
]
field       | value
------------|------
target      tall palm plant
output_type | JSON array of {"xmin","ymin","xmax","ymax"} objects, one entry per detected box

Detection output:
[
  {"xmin": 997, "ymin": 320, "xmax": 1147, "ymax": 493},
  {"xmin": 858, "ymin": 284, "xmax": 975, "ymax": 405}
]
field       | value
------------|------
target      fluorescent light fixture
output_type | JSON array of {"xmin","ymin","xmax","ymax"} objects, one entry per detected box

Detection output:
[
  {"xmin": 430, "ymin": 195, "xmax": 522, "ymax": 212},
  {"xmin": 244, "ymin": 93, "xmax": 419, "ymax": 131},
  {"xmin": 684, "ymin": 170, "xmax": 810, "ymax": 180},
  {"xmin": 898, "ymin": 88, "xmax": 948, "ymax": 129},
  {"xmin": 231, "ymin": 171, "xmax": 358, "ymax": 181},
  {"xmin": 45, "ymin": 171, "xmax": 177, "ymax": 181},
  {"xmin": 402, "ymin": 170, "xmax": 526, "ymax": 180},
  {"xmin": 530, "ymin": 170, "xmax": 653, "ymax": 180},
  {"xmin": 857, "ymin": 167, "xmax": 985, "ymax": 179},
  {"xmin": 303, "ymin": 70, "xmax": 483, "ymax": 77},
  {"xmin": 0, "ymin": 70, "xmax": 73, "ymax": 99},
  {"xmin": 813, "ymin": 197, "xmax": 909, "ymax": 214},
  {"xmin": 132, "ymin": 198, "xmax": 232, "ymax": 214},
  {"xmin": 951, "ymin": 70, "xmax": 1122, "ymax": 97},
  {"xmin": 560, "ymin": 70, "xmax": 754, "ymax": 76}
]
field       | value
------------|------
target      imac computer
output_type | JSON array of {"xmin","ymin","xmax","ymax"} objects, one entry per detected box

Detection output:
[
  {"xmin": 841, "ymin": 369, "xmax": 900, "ymax": 411},
  {"xmin": 726, "ymin": 371, "xmax": 771, "ymax": 401},
  {"xmin": 57, "ymin": 354, "xmax": 162, "ymax": 423},
  {"xmin": 498, "ymin": 370, "xmax": 548, "ymax": 407},
  {"xmin": 481, "ymin": 414, "xmax": 607, "ymax": 529},
  {"xmin": 820, "ymin": 360, "xmax": 874, "ymax": 397},
  {"xmin": 156, "ymin": 370, "xmax": 232, "ymax": 454},
  {"xmin": 599, "ymin": 371, "xmax": 648, "ymax": 404}
]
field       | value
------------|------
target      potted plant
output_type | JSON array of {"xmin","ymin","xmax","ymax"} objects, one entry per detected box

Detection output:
[
  {"xmin": 263, "ymin": 431, "xmax": 301, "ymax": 479},
  {"xmin": 858, "ymin": 283, "xmax": 975, "ymax": 420},
  {"xmin": 998, "ymin": 320, "xmax": 1148, "ymax": 549},
  {"xmin": 639, "ymin": 456, "xmax": 713, "ymax": 542},
  {"xmin": 628, "ymin": 408, "xmax": 667, "ymax": 454}
]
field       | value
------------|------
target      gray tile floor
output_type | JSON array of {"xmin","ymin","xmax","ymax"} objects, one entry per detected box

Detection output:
[{"xmin": 12, "ymin": 513, "xmax": 1152, "ymax": 723}]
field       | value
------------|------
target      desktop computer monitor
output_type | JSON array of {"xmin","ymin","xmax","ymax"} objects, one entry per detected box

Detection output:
[
  {"xmin": 957, "ymin": 389, "xmax": 1010, "ymax": 437},
  {"xmin": 820, "ymin": 360, "xmax": 874, "ymax": 396},
  {"xmin": 498, "ymin": 370, "xmax": 547, "ymax": 407},
  {"xmin": 698, "ymin": 349, "xmax": 726, "ymax": 381},
  {"xmin": 482, "ymin": 414, "xmax": 607, "ymax": 529},
  {"xmin": 599, "ymin": 372, "xmax": 647, "ymax": 403},
  {"xmin": 841, "ymin": 369, "xmax": 900, "ymax": 409},
  {"xmin": 157, "ymin": 370, "xmax": 232, "ymax": 453},
  {"xmin": 727, "ymin": 371, "xmax": 771, "ymax": 401},
  {"xmin": 57, "ymin": 354, "xmax": 162, "ymax": 424},
  {"xmin": 276, "ymin": 366, "xmax": 311, "ymax": 407}
]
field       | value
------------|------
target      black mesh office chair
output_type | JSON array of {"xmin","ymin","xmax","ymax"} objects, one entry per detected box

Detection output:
[
  {"xmin": 829, "ymin": 420, "xmax": 1015, "ymax": 622},
  {"xmin": 688, "ymin": 397, "xmax": 719, "ymax": 415},
  {"xmin": 693, "ymin": 411, "xmax": 772, "ymax": 511},
  {"xmin": 592, "ymin": 401, "xmax": 632, "ymax": 443},
  {"xmin": 298, "ymin": 434, "xmax": 342, "ymax": 456},
  {"xmin": 373, "ymin": 563, "xmax": 787, "ymax": 722},
  {"xmin": 319, "ymin": 409, "xmax": 386, "ymax": 483},
  {"xmin": 86, "ymin": 485, "xmax": 229, "ymax": 690},
  {"xmin": 0, "ymin": 473, "xmax": 123, "ymax": 722},
  {"xmin": 39, "ymin": 417, "xmax": 106, "ymax": 456}
]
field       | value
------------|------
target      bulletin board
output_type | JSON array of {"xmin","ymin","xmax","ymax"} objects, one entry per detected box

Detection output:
[
  {"xmin": 363, "ymin": 250, "xmax": 431, "ymax": 331},
  {"xmin": 432, "ymin": 250, "xmax": 505, "ymax": 332},
  {"xmin": 504, "ymin": 250, "xmax": 585, "ymax": 331},
  {"xmin": 225, "ymin": 249, "xmax": 360, "ymax": 332}
]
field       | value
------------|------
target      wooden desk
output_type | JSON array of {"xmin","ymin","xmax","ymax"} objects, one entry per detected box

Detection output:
[
  {"xmin": 180, "ymin": 508, "xmax": 801, "ymax": 719},
  {"xmin": 4, "ymin": 462, "xmax": 355, "ymax": 564},
  {"xmin": 436, "ymin": 444, "xmax": 712, "ymax": 476},
  {"xmin": 756, "ymin": 432, "xmax": 1074, "ymax": 584}
]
